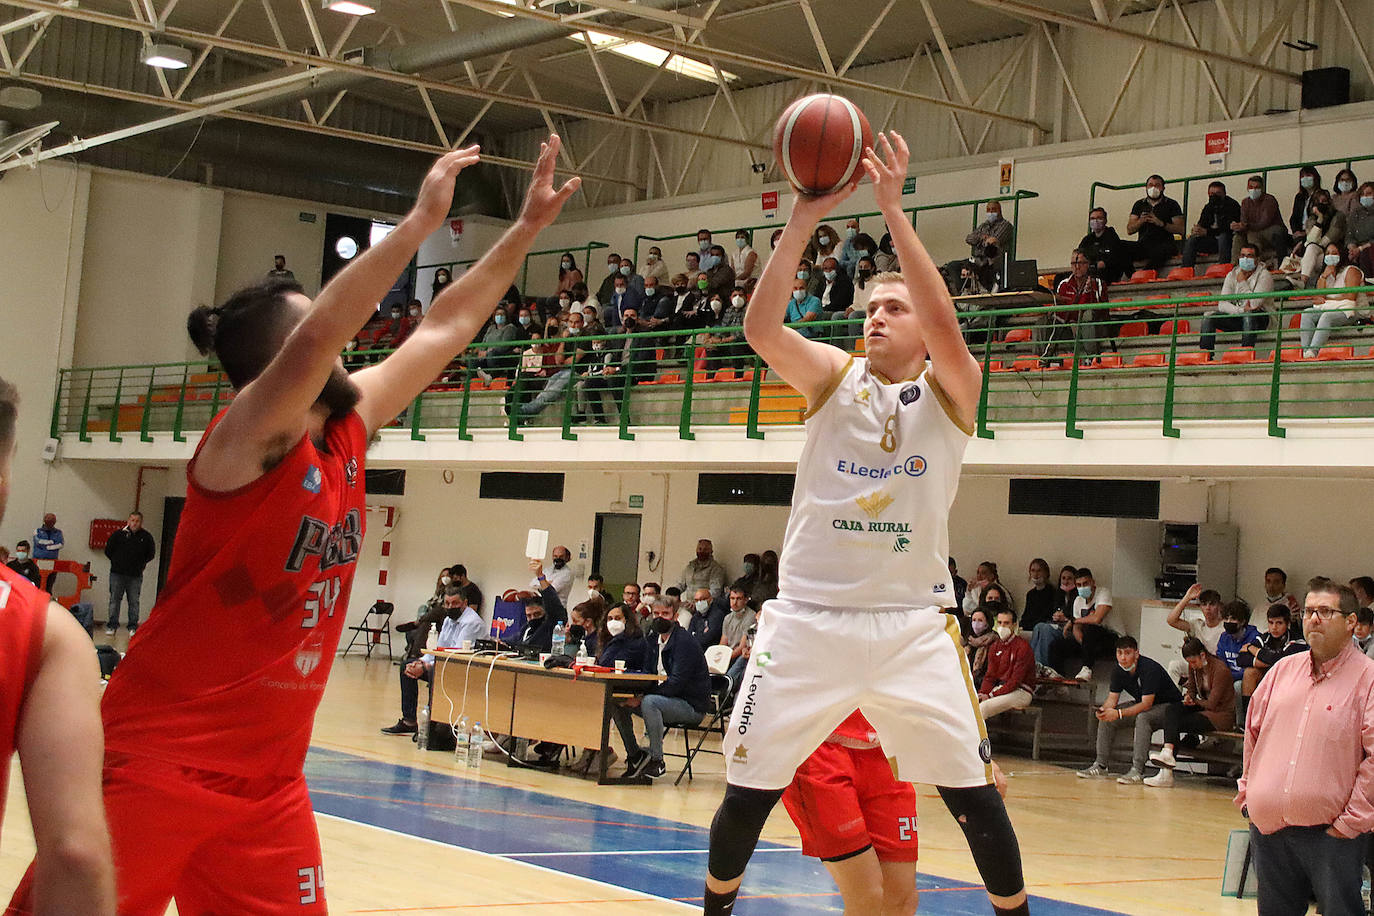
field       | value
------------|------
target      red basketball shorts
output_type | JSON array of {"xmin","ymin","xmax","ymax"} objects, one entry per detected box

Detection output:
[
  {"xmin": 7, "ymin": 751, "xmax": 327, "ymax": 916},
  {"xmin": 781, "ymin": 739, "xmax": 919, "ymax": 863}
]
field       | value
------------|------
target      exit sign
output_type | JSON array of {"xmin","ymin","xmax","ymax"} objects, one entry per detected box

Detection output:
[
  {"xmin": 628, "ymin": 494, "xmax": 644, "ymax": 509},
  {"xmin": 901, "ymin": 176, "xmax": 917, "ymax": 195},
  {"xmin": 298, "ymin": 211, "xmax": 317, "ymax": 223}
]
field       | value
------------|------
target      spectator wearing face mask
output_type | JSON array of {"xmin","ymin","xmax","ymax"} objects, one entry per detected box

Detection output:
[
  {"xmin": 1300, "ymin": 244, "xmax": 1367, "ymax": 358},
  {"xmin": 1332, "ymin": 168, "xmax": 1361, "ymax": 217},
  {"xmin": 965, "ymin": 200, "xmax": 1014, "ymax": 266},
  {"xmin": 1215, "ymin": 600, "xmax": 1260, "ymax": 683},
  {"xmin": 817, "ymin": 257, "xmax": 854, "ymax": 342},
  {"xmin": 731, "ymin": 553, "xmax": 761, "ymax": 596},
  {"xmin": 811, "ymin": 223, "xmax": 840, "ymax": 264},
  {"xmin": 786, "ymin": 278, "xmax": 823, "ymax": 339},
  {"xmin": 641, "ymin": 246, "xmax": 670, "ymax": 287},
  {"xmin": 1077, "ymin": 207, "xmax": 1130, "ymax": 283},
  {"xmin": 664, "ymin": 272, "xmax": 702, "ymax": 330},
  {"xmin": 603, "ymin": 274, "xmax": 643, "ymax": 331},
  {"xmin": 638, "ymin": 276, "xmax": 674, "ymax": 332},
  {"xmin": 1347, "ymin": 182, "xmax": 1374, "ymax": 278},
  {"xmin": 6, "ymin": 540, "xmax": 40, "ymax": 587},
  {"xmin": 614, "ymin": 597, "xmax": 713, "ymax": 779},
  {"xmin": 1197, "ymin": 243, "xmax": 1274, "ymax": 356},
  {"xmin": 705, "ymin": 287, "xmax": 750, "ymax": 370},
  {"xmin": 1128, "ymin": 175, "xmax": 1185, "ymax": 270},
  {"xmin": 431, "ymin": 267, "xmax": 451, "ymax": 301},
  {"xmin": 965, "ymin": 607, "xmax": 998, "ymax": 683},
  {"xmin": 380, "ymin": 586, "xmax": 485, "ymax": 736},
  {"xmin": 1354, "ymin": 608, "xmax": 1374, "ymax": 656},
  {"xmin": 1230, "ymin": 175, "xmax": 1288, "ymax": 265},
  {"xmin": 1047, "ymin": 568, "xmax": 1114, "ymax": 681},
  {"xmin": 731, "ymin": 231, "xmax": 758, "ymax": 286},
  {"xmin": 557, "ymin": 252, "xmax": 583, "ymax": 295},
  {"xmin": 703, "ymin": 292, "xmax": 727, "ymax": 329},
  {"xmin": 834, "ymin": 219, "xmax": 860, "ymax": 276},
  {"xmin": 702, "ymin": 245, "xmax": 736, "ymax": 302},
  {"xmin": 471, "ymin": 305, "xmax": 521, "ymax": 379},
  {"xmin": 405, "ymin": 564, "xmax": 483, "ymax": 658},
  {"xmin": 1288, "ymin": 191, "xmax": 1347, "ymax": 288},
  {"xmin": 529, "ymin": 545, "xmax": 574, "ymax": 606},
  {"xmin": 617, "ymin": 258, "xmax": 646, "ymax": 297},
  {"xmin": 596, "ymin": 253, "xmax": 623, "ymax": 305},
  {"xmin": 1181, "ymin": 181, "xmax": 1241, "ymax": 270},
  {"xmin": 978, "ymin": 608, "xmax": 1036, "ymax": 719},
  {"xmin": 1289, "ymin": 165, "xmax": 1323, "ymax": 236}
]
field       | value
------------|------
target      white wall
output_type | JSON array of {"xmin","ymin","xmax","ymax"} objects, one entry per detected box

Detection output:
[
  {"xmin": 414, "ymin": 216, "xmax": 514, "ymax": 307},
  {"xmin": 74, "ymin": 171, "xmax": 222, "ymax": 369},
  {"xmin": 0, "ymin": 162, "xmax": 88, "ymax": 557},
  {"xmin": 216, "ymin": 194, "xmax": 327, "ymax": 300}
]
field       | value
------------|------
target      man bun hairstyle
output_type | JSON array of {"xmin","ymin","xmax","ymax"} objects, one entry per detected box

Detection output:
[
  {"xmin": 188, "ymin": 277, "xmax": 305, "ymax": 390},
  {"xmin": 1180, "ymin": 636, "xmax": 1205, "ymax": 658}
]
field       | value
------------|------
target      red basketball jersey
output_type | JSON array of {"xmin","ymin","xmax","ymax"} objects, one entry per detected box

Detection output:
[
  {"xmin": 101, "ymin": 410, "xmax": 368, "ymax": 778},
  {"xmin": 0, "ymin": 566, "xmax": 49, "ymax": 837}
]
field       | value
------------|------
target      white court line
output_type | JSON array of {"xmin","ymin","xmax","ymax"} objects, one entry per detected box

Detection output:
[
  {"xmin": 505, "ymin": 848, "xmax": 798, "ymax": 858},
  {"xmin": 316, "ymin": 812, "xmax": 697, "ymax": 911}
]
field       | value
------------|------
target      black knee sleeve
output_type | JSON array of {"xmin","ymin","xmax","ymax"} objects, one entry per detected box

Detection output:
[
  {"xmin": 707, "ymin": 785, "xmax": 784, "ymax": 882},
  {"xmin": 937, "ymin": 784, "xmax": 1025, "ymax": 898}
]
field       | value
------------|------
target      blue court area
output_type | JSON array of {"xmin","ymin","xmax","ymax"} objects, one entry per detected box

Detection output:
[{"xmin": 305, "ymin": 747, "xmax": 1125, "ymax": 915}]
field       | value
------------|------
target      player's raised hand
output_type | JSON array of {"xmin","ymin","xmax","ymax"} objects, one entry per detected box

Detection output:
[
  {"xmin": 517, "ymin": 134, "xmax": 582, "ymax": 231},
  {"xmin": 410, "ymin": 145, "xmax": 482, "ymax": 234},
  {"xmin": 862, "ymin": 131, "xmax": 910, "ymax": 213}
]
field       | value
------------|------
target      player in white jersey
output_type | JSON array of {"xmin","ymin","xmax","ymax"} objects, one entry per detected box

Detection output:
[{"xmin": 701, "ymin": 133, "xmax": 1029, "ymax": 916}]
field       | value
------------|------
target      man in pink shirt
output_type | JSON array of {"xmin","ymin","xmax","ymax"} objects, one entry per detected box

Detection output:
[{"xmin": 1236, "ymin": 577, "xmax": 1374, "ymax": 916}]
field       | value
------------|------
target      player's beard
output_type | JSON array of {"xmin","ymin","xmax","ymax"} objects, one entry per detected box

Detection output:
[{"xmin": 318, "ymin": 364, "xmax": 362, "ymax": 419}]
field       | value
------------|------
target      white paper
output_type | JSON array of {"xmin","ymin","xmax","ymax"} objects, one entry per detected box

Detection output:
[{"xmin": 525, "ymin": 528, "xmax": 549, "ymax": 560}]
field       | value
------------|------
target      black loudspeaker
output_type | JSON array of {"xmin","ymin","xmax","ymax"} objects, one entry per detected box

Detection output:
[{"xmin": 1301, "ymin": 67, "xmax": 1349, "ymax": 109}]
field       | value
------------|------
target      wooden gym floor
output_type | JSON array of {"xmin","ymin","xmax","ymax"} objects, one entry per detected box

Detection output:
[{"xmin": 1, "ymin": 650, "xmax": 1260, "ymax": 914}]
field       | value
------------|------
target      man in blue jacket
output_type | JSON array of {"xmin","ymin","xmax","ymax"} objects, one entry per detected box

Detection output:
[{"xmin": 613, "ymin": 596, "xmax": 712, "ymax": 779}]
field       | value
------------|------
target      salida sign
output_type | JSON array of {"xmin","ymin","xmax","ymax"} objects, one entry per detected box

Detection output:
[{"xmin": 1204, "ymin": 130, "xmax": 1231, "ymax": 156}]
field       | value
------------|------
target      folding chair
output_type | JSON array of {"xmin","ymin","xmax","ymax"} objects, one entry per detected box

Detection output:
[
  {"xmin": 669, "ymin": 673, "xmax": 734, "ymax": 786},
  {"xmin": 342, "ymin": 600, "xmax": 395, "ymax": 660}
]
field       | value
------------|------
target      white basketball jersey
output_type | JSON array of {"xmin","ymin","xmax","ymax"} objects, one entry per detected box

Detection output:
[{"xmin": 777, "ymin": 357, "xmax": 971, "ymax": 611}]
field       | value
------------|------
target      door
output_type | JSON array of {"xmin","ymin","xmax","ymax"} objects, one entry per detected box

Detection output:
[{"xmin": 593, "ymin": 513, "xmax": 641, "ymax": 598}]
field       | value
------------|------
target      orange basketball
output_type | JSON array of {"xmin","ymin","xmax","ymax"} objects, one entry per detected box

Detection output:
[{"xmin": 772, "ymin": 94, "xmax": 874, "ymax": 195}]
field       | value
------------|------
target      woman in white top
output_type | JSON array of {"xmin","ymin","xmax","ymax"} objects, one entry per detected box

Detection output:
[
  {"xmin": 1300, "ymin": 243, "xmax": 1367, "ymax": 357},
  {"xmin": 731, "ymin": 230, "xmax": 758, "ymax": 286},
  {"xmin": 642, "ymin": 246, "xmax": 670, "ymax": 287}
]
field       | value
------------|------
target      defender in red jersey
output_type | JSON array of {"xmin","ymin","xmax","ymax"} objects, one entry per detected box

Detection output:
[
  {"xmin": 781, "ymin": 710, "xmax": 1010, "ymax": 916},
  {"xmin": 782, "ymin": 711, "xmax": 920, "ymax": 915},
  {"xmin": 8, "ymin": 141, "xmax": 579, "ymax": 916},
  {"xmin": 0, "ymin": 378, "xmax": 115, "ymax": 914}
]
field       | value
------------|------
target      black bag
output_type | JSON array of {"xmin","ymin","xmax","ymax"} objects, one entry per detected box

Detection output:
[
  {"xmin": 96, "ymin": 645, "xmax": 121, "ymax": 679},
  {"xmin": 414, "ymin": 720, "xmax": 456, "ymax": 752}
]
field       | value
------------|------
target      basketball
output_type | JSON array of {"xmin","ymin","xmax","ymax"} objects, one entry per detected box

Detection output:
[{"xmin": 773, "ymin": 93, "xmax": 874, "ymax": 195}]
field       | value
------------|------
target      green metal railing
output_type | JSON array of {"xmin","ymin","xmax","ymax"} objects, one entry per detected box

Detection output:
[
  {"xmin": 416, "ymin": 241, "xmax": 610, "ymax": 300},
  {"xmin": 632, "ymin": 190, "xmax": 1040, "ymax": 271},
  {"xmin": 50, "ymin": 283, "xmax": 1374, "ymax": 447},
  {"xmin": 1089, "ymin": 153, "xmax": 1374, "ymax": 228}
]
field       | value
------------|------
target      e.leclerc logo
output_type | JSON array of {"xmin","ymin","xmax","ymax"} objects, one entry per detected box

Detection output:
[{"xmin": 835, "ymin": 455, "xmax": 926, "ymax": 480}]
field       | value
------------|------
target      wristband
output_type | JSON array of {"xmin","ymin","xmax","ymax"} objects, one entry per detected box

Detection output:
[{"xmin": 1117, "ymin": 709, "xmax": 1124, "ymax": 720}]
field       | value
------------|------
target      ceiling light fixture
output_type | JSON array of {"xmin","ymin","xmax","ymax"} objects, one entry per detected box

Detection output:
[
  {"xmin": 140, "ymin": 43, "xmax": 192, "ymax": 69},
  {"xmin": 322, "ymin": 0, "xmax": 377, "ymax": 15}
]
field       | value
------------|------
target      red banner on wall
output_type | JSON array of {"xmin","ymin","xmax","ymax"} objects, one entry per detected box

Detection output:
[
  {"xmin": 761, "ymin": 190, "xmax": 778, "ymax": 219},
  {"xmin": 1204, "ymin": 130, "xmax": 1231, "ymax": 156}
]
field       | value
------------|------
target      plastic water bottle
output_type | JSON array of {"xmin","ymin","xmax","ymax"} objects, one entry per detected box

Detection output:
[
  {"xmin": 454, "ymin": 715, "xmax": 469, "ymax": 762},
  {"xmin": 425, "ymin": 623, "xmax": 439, "ymax": 653},
  {"xmin": 551, "ymin": 622, "xmax": 566, "ymax": 656},
  {"xmin": 467, "ymin": 722, "xmax": 483, "ymax": 770},
  {"xmin": 416, "ymin": 703, "xmax": 430, "ymax": 751}
]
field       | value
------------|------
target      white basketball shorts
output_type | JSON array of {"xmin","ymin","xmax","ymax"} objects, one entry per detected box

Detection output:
[{"xmin": 723, "ymin": 600, "xmax": 993, "ymax": 790}]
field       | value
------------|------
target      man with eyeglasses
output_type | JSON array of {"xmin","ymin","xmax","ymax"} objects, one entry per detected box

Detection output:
[
  {"xmin": 1236, "ymin": 577, "xmax": 1374, "ymax": 916},
  {"xmin": 1047, "ymin": 250, "xmax": 1109, "ymax": 366}
]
